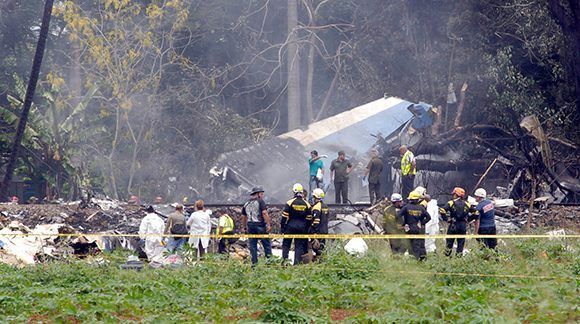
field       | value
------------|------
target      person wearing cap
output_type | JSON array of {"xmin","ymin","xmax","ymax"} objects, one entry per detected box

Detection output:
[
  {"xmin": 139, "ymin": 206, "xmax": 166, "ymax": 262},
  {"xmin": 439, "ymin": 187, "xmax": 475, "ymax": 256},
  {"xmin": 474, "ymin": 188, "xmax": 497, "ymax": 250},
  {"xmin": 383, "ymin": 193, "xmax": 410, "ymax": 255},
  {"xmin": 397, "ymin": 191, "xmax": 431, "ymax": 260},
  {"xmin": 363, "ymin": 149, "xmax": 384, "ymax": 204},
  {"xmin": 164, "ymin": 203, "xmax": 187, "ymax": 252},
  {"xmin": 281, "ymin": 183, "xmax": 312, "ymax": 265},
  {"xmin": 310, "ymin": 188, "xmax": 329, "ymax": 259},
  {"xmin": 308, "ymin": 150, "xmax": 326, "ymax": 202},
  {"xmin": 330, "ymin": 151, "xmax": 353, "ymax": 204},
  {"xmin": 399, "ymin": 145, "xmax": 417, "ymax": 200},
  {"xmin": 242, "ymin": 186, "xmax": 272, "ymax": 265},
  {"xmin": 186, "ymin": 199, "xmax": 212, "ymax": 259}
]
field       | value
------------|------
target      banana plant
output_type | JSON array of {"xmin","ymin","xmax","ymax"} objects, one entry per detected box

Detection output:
[{"xmin": 0, "ymin": 74, "xmax": 99, "ymax": 198}]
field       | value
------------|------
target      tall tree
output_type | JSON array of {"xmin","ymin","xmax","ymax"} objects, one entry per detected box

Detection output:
[
  {"xmin": 287, "ymin": 0, "xmax": 301, "ymax": 131},
  {"xmin": 0, "ymin": 0, "xmax": 54, "ymax": 201},
  {"xmin": 547, "ymin": 0, "xmax": 580, "ymax": 117}
]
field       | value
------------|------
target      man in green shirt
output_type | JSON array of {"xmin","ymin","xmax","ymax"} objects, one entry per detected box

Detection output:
[
  {"xmin": 330, "ymin": 151, "xmax": 353, "ymax": 204},
  {"xmin": 364, "ymin": 149, "xmax": 384, "ymax": 204}
]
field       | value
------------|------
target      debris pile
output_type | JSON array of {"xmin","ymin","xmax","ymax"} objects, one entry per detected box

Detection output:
[{"xmin": 0, "ymin": 197, "xmax": 577, "ymax": 266}]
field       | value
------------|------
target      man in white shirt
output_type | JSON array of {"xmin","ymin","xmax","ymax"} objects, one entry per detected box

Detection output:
[{"xmin": 138, "ymin": 206, "xmax": 166, "ymax": 262}]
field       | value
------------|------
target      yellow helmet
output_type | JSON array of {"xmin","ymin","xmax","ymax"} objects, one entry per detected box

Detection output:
[
  {"xmin": 292, "ymin": 183, "xmax": 304, "ymax": 193},
  {"xmin": 408, "ymin": 191, "xmax": 421, "ymax": 200},
  {"xmin": 312, "ymin": 188, "xmax": 325, "ymax": 199}
]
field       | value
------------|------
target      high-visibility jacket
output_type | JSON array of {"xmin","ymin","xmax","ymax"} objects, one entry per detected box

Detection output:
[
  {"xmin": 216, "ymin": 214, "xmax": 234, "ymax": 235},
  {"xmin": 401, "ymin": 150, "xmax": 416, "ymax": 176}
]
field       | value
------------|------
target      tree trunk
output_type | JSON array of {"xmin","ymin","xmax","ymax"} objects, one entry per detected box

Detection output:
[
  {"xmin": 305, "ymin": 37, "xmax": 315, "ymax": 124},
  {"xmin": 287, "ymin": 0, "xmax": 301, "ymax": 131},
  {"xmin": 547, "ymin": 0, "xmax": 580, "ymax": 120},
  {"xmin": 454, "ymin": 82, "xmax": 468, "ymax": 128},
  {"xmin": 0, "ymin": 0, "xmax": 54, "ymax": 201}
]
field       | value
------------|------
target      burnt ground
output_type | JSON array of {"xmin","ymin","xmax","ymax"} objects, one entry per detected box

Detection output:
[{"xmin": 0, "ymin": 202, "xmax": 578, "ymax": 234}]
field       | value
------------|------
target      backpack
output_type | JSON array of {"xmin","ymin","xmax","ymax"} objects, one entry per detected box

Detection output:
[{"xmin": 171, "ymin": 222, "xmax": 188, "ymax": 235}]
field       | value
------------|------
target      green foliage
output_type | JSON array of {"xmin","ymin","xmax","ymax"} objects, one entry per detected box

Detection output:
[{"xmin": 0, "ymin": 238, "xmax": 577, "ymax": 322}]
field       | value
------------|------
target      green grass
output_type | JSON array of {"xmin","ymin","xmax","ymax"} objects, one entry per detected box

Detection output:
[{"xmin": 1, "ymin": 238, "xmax": 578, "ymax": 322}]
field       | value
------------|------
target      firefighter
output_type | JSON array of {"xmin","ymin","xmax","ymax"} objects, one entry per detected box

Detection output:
[
  {"xmin": 310, "ymin": 188, "xmax": 329, "ymax": 260},
  {"xmin": 439, "ymin": 187, "xmax": 475, "ymax": 256},
  {"xmin": 281, "ymin": 183, "xmax": 312, "ymax": 265},
  {"xmin": 383, "ymin": 193, "xmax": 410, "ymax": 255},
  {"xmin": 397, "ymin": 191, "xmax": 431, "ymax": 260}
]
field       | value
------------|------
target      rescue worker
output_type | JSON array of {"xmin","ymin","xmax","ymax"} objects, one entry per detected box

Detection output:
[
  {"xmin": 400, "ymin": 145, "xmax": 417, "ymax": 200},
  {"xmin": 138, "ymin": 206, "xmax": 166, "ymax": 263},
  {"xmin": 364, "ymin": 148, "xmax": 384, "ymax": 204},
  {"xmin": 216, "ymin": 210, "xmax": 236, "ymax": 254},
  {"xmin": 415, "ymin": 186, "xmax": 439, "ymax": 253},
  {"xmin": 382, "ymin": 193, "xmax": 410, "ymax": 254},
  {"xmin": 310, "ymin": 188, "xmax": 329, "ymax": 259},
  {"xmin": 473, "ymin": 188, "xmax": 497, "ymax": 250},
  {"xmin": 439, "ymin": 187, "xmax": 474, "ymax": 256},
  {"xmin": 397, "ymin": 191, "xmax": 431, "ymax": 260},
  {"xmin": 281, "ymin": 183, "xmax": 312, "ymax": 265}
]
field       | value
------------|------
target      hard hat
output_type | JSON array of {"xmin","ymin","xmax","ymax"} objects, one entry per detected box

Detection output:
[
  {"xmin": 292, "ymin": 183, "xmax": 304, "ymax": 193},
  {"xmin": 474, "ymin": 188, "xmax": 487, "ymax": 198},
  {"xmin": 408, "ymin": 191, "xmax": 421, "ymax": 200},
  {"xmin": 390, "ymin": 193, "xmax": 403, "ymax": 202},
  {"xmin": 312, "ymin": 188, "xmax": 325, "ymax": 199},
  {"xmin": 452, "ymin": 187, "xmax": 466, "ymax": 198},
  {"xmin": 414, "ymin": 186, "xmax": 427, "ymax": 196}
]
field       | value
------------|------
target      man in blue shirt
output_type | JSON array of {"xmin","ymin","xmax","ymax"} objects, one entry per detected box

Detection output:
[
  {"xmin": 308, "ymin": 150, "xmax": 325, "ymax": 202},
  {"xmin": 474, "ymin": 188, "xmax": 497, "ymax": 250}
]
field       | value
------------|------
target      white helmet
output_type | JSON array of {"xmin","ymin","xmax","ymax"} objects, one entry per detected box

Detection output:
[
  {"xmin": 312, "ymin": 188, "xmax": 325, "ymax": 199},
  {"xmin": 414, "ymin": 186, "xmax": 427, "ymax": 196},
  {"xmin": 390, "ymin": 193, "xmax": 403, "ymax": 202},
  {"xmin": 474, "ymin": 188, "xmax": 487, "ymax": 198},
  {"xmin": 292, "ymin": 183, "xmax": 304, "ymax": 193}
]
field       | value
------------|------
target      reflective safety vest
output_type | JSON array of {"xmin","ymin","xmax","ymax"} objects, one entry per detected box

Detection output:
[
  {"xmin": 216, "ymin": 214, "xmax": 234, "ymax": 235},
  {"xmin": 401, "ymin": 150, "xmax": 416, "ymax": 176}
]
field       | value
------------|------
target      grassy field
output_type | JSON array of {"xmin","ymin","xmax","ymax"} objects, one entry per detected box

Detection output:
[{"xmin": 1, "ymin": 237, "xmax": 578, "ymax": 322}]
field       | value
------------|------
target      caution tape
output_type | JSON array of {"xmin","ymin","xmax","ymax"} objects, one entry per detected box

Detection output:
[{"xmin": 0, "ymin": 232, "xmax": 578, "ymax": 239}]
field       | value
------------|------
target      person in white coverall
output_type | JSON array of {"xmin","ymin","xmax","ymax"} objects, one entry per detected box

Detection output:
[
  {"xmin": 415, "ymin": 186, "xmax": 439, "ymax": 253},
  {"xmin": 138, "ymin": 205, "xmax": 167, "ymax": 262},
  {"xmin": 186, "ymin": 199, "xmax": 212, "ymax": 259}
]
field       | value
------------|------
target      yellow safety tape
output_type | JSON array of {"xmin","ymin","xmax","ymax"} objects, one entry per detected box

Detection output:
[{"xmin": 0, "ymin": 233, "xmax": 578, "ymax": 239}]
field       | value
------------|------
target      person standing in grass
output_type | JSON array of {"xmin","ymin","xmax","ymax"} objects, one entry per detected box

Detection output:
[
  {"xmin": 164, "ymin": 203, "xmax": 187, "ymax": 252},
  {"xmin": 216, "ymin": 210, "xmax": 236, "ymax": 254},
  {"xmin": 187, "ymin": 199, "xmax": 212, "ymax": 259},
  {"xmin": 242, "ymin": 186, "xmax": 272, "ymax": 265},
  {"xmin": 383, "ymin": 193, "xmax": 410, "ymax": 255},
  {"xmin": 473, "ymin": 188, "xmax": 497, "ymax": 250},
  {"xmin": 398, "ymin": 191, "xmax": 431, "ymax": 260}
]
